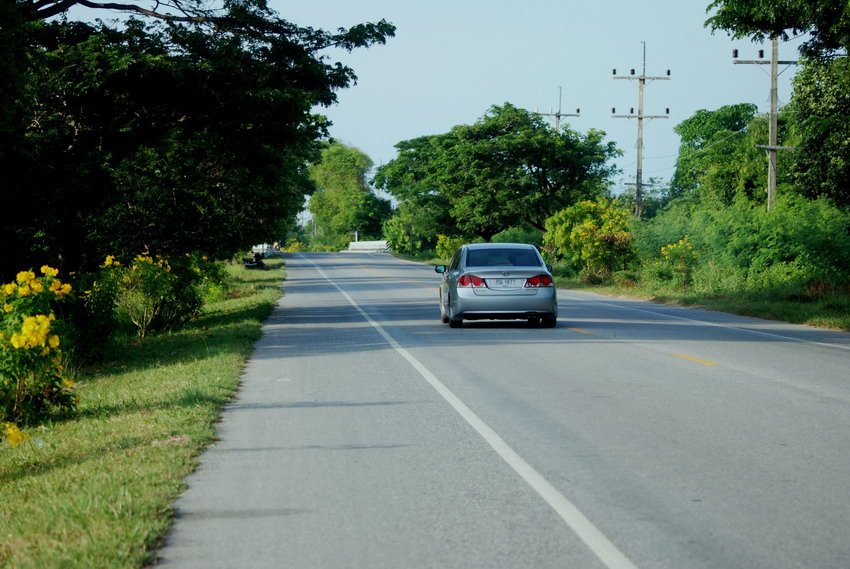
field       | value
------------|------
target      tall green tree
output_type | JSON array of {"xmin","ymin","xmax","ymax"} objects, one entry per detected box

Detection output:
[
  {"xmin": 706, "ymin": 0, "xmax": 850, "ymax": 209},
  {"xmin": 0, "ymin": 1, "xmax": 394, "ymax": 276},
  {"xmin": 671, "ymin": 103, "xmax": 792, "ymax": 204},
  {"xmin": 375, "ymin": 103, "xmax": 619, "ymax": 242},
  {"xmin": 789, "ymin": 57, "xmax": 850, "ymax": 208},
  {"xmin": 308, "ymin": 142, "xmax": 392, "ymax": 249}
]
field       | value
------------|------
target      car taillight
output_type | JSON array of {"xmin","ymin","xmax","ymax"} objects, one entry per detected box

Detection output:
[
  {"xmin": 525, "ymin": 274, "xmax": 553, "ymax": 287},
  {"xmin": 458, "ymin": 274, "xmax": 486, "ymax": 287}
]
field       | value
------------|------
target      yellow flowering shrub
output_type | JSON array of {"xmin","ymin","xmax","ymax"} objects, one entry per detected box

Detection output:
[
  {"xmin": 544, "ymin": 198, "xmax": 635, "ymax": 281},
  {"xmin": 100, "ymin": 253, "xmax": 177, "ymax": 337},
  {"xmin": 283, "ymin": 238, "xmax": 305, "ymax": 253},
  {"xmin": 657, "ymin": 236, "xmax": 699, "ymax": 286},
  {"xmin": 1, "ymin": 266, "xmax": 76, "ymax": 443},
  {"xmin": 97, "ymin": 251, "xmax": 220, "ymax": 336},
  {"xmin": 436, "ymin": 235, "xmax": 466, "ymax": 260}
]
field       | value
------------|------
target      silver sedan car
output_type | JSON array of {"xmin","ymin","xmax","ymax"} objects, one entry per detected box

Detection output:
[{"xmin": 435, "ymin": 243, "xmax": 558, "ymax": 328}]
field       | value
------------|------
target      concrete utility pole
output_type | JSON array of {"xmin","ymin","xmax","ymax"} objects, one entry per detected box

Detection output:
[
  {"xmin": 612, "ymin": 42, "xmax": 670, "ymax": 218},
  {"xmin": 733, "ymin": 37, "xmax": 798, "ymax": 210},
  {"xmin": 535, "ymin": 86, "xmax": 579, "ymax": 131}
]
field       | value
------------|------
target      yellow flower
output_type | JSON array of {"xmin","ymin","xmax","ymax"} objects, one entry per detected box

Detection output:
[
  {"xmin": 63, "ymin": 378, "xmax": 74, "ymax": 389},
  {"xmin": 16, "ymin": 271, "xmax": 35, "ymax": 284},
  {"xmin": 30, "ymin": 280, "xmax": 44, "ymax": 294},
  {"xmin": 4, "ymin": 423, "xmax": 27, "ymax": 448},
  {"xmin": 54, "ymin": 283, "xmax": 72, "ymax": 298},
  {"xmin": 11, "ymin": 314, "xmax": 53, "ymax": 350},
  {"xmin": 3, "ymin": 303, "xmax": 12, "ymax": 313},
  {"xmin": 3, "ymin": 283, "xmax": 16, "ymax": 295},
  {"xmin": 40, "ymin": 265, "xmax": 59, "ymax": 277}
]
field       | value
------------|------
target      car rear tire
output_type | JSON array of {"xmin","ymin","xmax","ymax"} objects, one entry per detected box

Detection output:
[
  {"xmin": 447, "ymin": 300, "xmax": 463, "ymax": 328},
  {"xmin": 439, "ymin": 291, "xmax": 449, "ymax": 324},
  {"xmin": 542, "ymin": 316, "xmax": 557, "ymax": 328}
]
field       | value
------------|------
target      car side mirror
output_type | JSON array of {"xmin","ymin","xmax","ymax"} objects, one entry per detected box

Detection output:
[
  {"xmin": 435, "ymin": 265, "xmax": 447, "ymax": 273},
  {"xmin": 546, "ymin": 264, "xmax": 553, "ymax": 273}
]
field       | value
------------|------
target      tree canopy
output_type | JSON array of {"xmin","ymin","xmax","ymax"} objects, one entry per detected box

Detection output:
[
  {"xmin": 789, "ymin": 57, "xmax": 850, "ymax": 208},
  {"xmin": 307, "ymin": 142, "xmax": 392, "ymax": 249},
  {"xmin": 706, "ymin": 0, "xmax": 850, "ymax": 58},
  {"xmin": 670, "ymin": 103, "xmax": 793, "ymax": 204},
  {"xmin": 0, "ymin": 0, "xmax": 394, "ymax": 277},
  {"xmin": 374, "ymin": 103, "xmax": 619, "ymax": 243}
]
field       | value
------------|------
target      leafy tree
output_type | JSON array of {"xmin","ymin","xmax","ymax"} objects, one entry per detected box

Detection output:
[
  {"xmin": 706, "ymin": 0, "xmax": 850, "ymax": 58},
  {"xmin": 375, "ymin": 103, "xmax": 619, "ymax": 242},
  {"xmin": 789, "ymin": 57, "xmax": 850, "ymax": 209},
  {"xmin": 308, "ymin": 142, "xmax": 392, "ymax": 249},
  {"xmin": 0, "ymin": 2, "xmax": 394, "ymax": 276},
  {"xmin": 706, "ymin": 2, "xmax": 850, "ymax": 209},
  {"xmin": 616, "ymin": 178, "xmax": 676, "ymax": 220},
  {"xmin": 383, "ymin": 201, "xmax": 446, "ymax": 256},
  {"xmin": 373, "ymin": 134, "xmax": 455, "ymax": 254},
  {"xmin": 670, "ymin": 104, "xmax": 793, "ymax": 204}
]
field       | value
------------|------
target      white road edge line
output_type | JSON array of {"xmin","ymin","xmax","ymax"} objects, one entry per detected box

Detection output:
[
  {"xmin": 564, "ymin": 292, "xmax": 850, "ymax": 352},
  {"xmin": 302, "ymin": 255, "xmax": 639, "ymax": 569}
]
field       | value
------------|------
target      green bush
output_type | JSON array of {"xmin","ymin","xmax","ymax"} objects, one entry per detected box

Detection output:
[
  {"xmin": 435, "ymin": 234, "xmax": 467, "ymax": 260},
  {"xmin": 492, "ymin": 226, "xmax": 543, "ymax": 247},
  {"xmin": 635, "ymin": 195, "xmax": 850, "ymax": 293},
  {"xmin": 543, "ymin": 198, "xmax": 635, "ymax": 281},
  {"xmin": 98, "ymin": 252, "xmax": 221, "ymax": 337},
  {"xmin": 154, "ymin": 253, "xmax": 225, "ymax": 330}
]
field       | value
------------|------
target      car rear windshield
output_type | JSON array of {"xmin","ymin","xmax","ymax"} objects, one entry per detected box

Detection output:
[{"xmin": 466, "ymin": 248, "xmax": 541, "ymax": 267}]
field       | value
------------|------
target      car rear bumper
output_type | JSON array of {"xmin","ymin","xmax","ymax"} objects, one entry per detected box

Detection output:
[{"xmin": 452, "ymin": 288, "xmax": 557, "ymax": 320}]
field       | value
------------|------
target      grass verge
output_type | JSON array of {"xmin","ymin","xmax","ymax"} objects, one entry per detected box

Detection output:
[
  {"xmin": 0, "ymin": 259, "xmax": 284, "ymax": 569},
  {"xmin": 557, "ymin": 277, "xmax": 850, "ymax": 332}
]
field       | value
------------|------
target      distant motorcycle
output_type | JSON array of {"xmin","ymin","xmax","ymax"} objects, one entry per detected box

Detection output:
[{"xmin": 242, "ymin": 252, "xmax": 265, "ymax": 269}]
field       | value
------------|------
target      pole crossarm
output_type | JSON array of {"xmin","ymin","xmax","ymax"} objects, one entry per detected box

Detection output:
[
  {"xmin": 613, "ymin": 76, "xmax": 671, "ymax": 81},
  {"xmin": 734, "ymin": 60, "xmax": 799, "ymax": 65},
  {"xmin": 534, "ymin": 87, "xmax": 579, "ymax": 130},
  {"xmin": 611, "ymin": 114, "xmax": 669, "ymax": 119},
  {"xmin": 755, "ymin": 145, "xmax": 796, "ymax": 151}
]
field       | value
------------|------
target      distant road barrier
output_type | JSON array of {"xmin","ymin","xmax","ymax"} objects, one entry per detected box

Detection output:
[{"xmin": 345, "ymin": 240, "xmax": 390, "ymax": 253}]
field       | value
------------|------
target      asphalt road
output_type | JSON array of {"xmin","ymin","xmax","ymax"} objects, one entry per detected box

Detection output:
[{"xmin": 155, "ymin": 252, "xmax": 850, "ymax": 569}]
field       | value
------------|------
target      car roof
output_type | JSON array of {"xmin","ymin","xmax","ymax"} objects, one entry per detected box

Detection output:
[{"xmin": 462, "ymin": 243, "xmax": 537, "ymax": 250}]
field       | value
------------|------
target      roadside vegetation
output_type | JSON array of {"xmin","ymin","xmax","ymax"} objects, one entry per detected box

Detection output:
[
  {"xmin": 0, "ymin": 260, "xmax": 283, "ymax": 568},
  {"xmin": 2, "ymin": 0, "xmax": 850, "ymax": 565}
]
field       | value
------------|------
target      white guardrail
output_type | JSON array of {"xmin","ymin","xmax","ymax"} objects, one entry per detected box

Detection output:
[{"xmin": 345, "ymin": 240, "xmax": 390, "ymax": 253}]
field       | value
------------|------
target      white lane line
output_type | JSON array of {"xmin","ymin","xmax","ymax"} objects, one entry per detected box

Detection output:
[{"xmin": 302, "ymin": 255, "xmax": 639, "ymax": 569}]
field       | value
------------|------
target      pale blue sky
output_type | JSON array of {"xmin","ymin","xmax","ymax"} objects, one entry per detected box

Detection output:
[{"xmin": 272, "ymin": 0, "xmax": 806, "ymax": 193}]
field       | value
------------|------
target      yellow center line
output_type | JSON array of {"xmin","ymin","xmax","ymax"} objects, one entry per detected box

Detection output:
[
  {"xmin": 672, "ymin": 353, "xmax": 721, "ymax": 366},
  {"xmin": 568, "ymin": 327, "xmax": 593, "ymax": 335}
]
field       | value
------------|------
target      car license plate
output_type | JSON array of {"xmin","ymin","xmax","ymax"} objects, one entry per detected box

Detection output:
[{"xmin": 491, "ymin": 278, "xmax": 520, "ymax": 288}]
